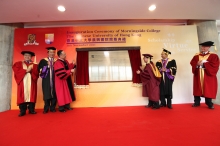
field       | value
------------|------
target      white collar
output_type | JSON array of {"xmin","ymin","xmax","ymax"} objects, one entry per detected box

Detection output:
[
  {"xmin": 202, "ymin": 51, "xmax": 209, "ymax": 54},
  {"xmin": 162, "ymin": 58, "xmax": 168, "ymax": 61},
  {"xmin": 59, "ymin": 58, "xmax": 64, "ymax": 61}
]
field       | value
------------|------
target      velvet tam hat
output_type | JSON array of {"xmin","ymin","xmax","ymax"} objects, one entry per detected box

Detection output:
[
  {"xmin": 46, "ymin": 47, "xmax": 56, "ymax": 50},
  {"xmin": 199, "ymin": 41, "xmax": 214, "ymax": 46},
  {"xmin": 162, "ymin": 48, "xmax": 171, "ymax": 55},
  {"xmin": 21, "ymin": 51, "xmax": 35, "ymax": 56},
  {"xmin": 142, "ymin": 54, "xmax": 153, "ymax": 58}
]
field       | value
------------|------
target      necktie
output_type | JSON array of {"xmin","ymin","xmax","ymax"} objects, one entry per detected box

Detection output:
[
  {"xmin": 49, "ymin": 58, "xmax": 54, "ymax": 96},
  {"xmin": 50, "ymin": 58, "xmax": 54, "ymax": 73},
  {"xmin": 50, "ymin": 58, "xmax": 53, "ymax": 67},
  {"xmin": 162, "ymin": 59, "xmax": 167, "ymax": 83},
  {"xmin": 162, "ymin": 59, "xmax": 167, "ymax": 67}
]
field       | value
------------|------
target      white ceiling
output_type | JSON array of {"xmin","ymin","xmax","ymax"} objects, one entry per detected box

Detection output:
[{"xmin": 0, "ymin": 0, "xmax": 220, "ymax": 29}]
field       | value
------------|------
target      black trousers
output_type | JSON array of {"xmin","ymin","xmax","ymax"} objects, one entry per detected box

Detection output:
[
  {"xmin": 44, "ymin": 98, "xmax": 57, "ymax": 112},
  {"xmin": 59, "ymin": 103, "xmax": 71, "ymax": 111},
  {"xmin": 148, "ymin": 100, "xmax": 153, "ymax": 106},
  {"xmin": 160, "ymin": 95, "xmax": 172, "ymax": 107},
  {"xmin": 194, "ymin": 96, "xmax": 213, "ymax": 107},
  {"xmin": 19, "ymin": 102, "xmax": 35, "ymax": 114}
]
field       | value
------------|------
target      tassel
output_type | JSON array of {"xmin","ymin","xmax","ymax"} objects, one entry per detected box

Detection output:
[
  {"xmin": 214, "ymin": 46, "xmax": 217, "ymax": 52},
  {"xmin": 55, "ymin": 49, "xmax": 57, "ymax": 57},
  {"xmin": 34, "ymin": 55, "xmax": 37, "ymax": 63}
]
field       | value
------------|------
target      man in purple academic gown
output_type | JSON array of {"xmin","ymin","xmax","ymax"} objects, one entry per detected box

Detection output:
[
  {"xmin": 38, "ymin": 47, "xmax": 57, "ymax": 113},
  {"xmin": 156, "ymin": 49, "xmax": 177, "ymax": 109}
]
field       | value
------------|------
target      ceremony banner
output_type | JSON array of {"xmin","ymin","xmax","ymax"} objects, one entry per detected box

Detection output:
[{"xmin": 12, "ymin": 25, "xmax": 199, "ymax": 109}]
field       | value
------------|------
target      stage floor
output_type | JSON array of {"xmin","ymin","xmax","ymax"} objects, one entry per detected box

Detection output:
[{"xmin": 0, "ymin": 104, "xmax": 220, "ymax": 146}]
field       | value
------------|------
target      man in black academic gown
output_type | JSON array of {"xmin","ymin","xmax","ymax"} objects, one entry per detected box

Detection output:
[
  {"xmin": 38, "ymin": 47, "xmax": 57, "ymax": 113},
  {"xmin": 156, "ymin": 49, "xmax": 177, "ymax": 109}
]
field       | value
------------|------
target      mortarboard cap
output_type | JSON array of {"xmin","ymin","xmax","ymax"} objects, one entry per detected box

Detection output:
[
  {"xmin": 21, "ymin": 51, "xmax": 35, "ymax": 56},
  {"xmin": 162, "ymin": 48, "xmax": 171, "ymax": 55},
  {"xmin": 142, "ymin": 54, "xmax": 153, "ymax": 58},
  {"xmin": 46, "ymin": 47, "xmax": 56, "ymax": 50},
  {"xmin": 199, "ymin": 41, "xmax": 214, "ymax": 46}
]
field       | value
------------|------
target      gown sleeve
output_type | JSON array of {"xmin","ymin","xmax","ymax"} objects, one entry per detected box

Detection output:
[
  {"xmin": 140, "ymin": 67, "xmax": 151, "ymax": 84},
  {"xmin": 170, "ymin": 59, "xmax": 177, "ymax": 76},
  {"xmin": 31, "ymin": 64, "xmax": 39, "ymax": 82},
  {"xmin": 190, "ymin": 55, "xmax": 199, "ymax": 75},
  {"xmin": 204, "ymin": 54, "xmax": 219, "ymax": 76},
  {"xmin": 54, "ymin": 61, "xmax": 72, "ymax": 80},
  {"xmin": 38, "ymin": 59, "xmax": 49, "ymax": 78},
  {"xmin": 12, "ymin": 61, "xmax": 27, "ymax": 85}
]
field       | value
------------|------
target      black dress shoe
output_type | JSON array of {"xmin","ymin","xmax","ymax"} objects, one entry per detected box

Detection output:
[
  {"xmin": 152, "ymin": 105, "xmax": 160, "ymax": 110},
  {"xmin": 29, "ymin": 111, "xmax": 37, "ymax": 114},
  {"xmin": 65, "ymin": 107, "xmax": 73, "ymax": 110},
  {"xmin": 152, "ymin": 107, "xmax": 160, "ymax": 110},
  {"xmin": 43, "ymin": 110, "xmax": 48, "ymax": 114},
  {"xmin": 167, "ymin": 106, "xmax": 173, "ymax": 109},
  {"xmin": 192, "ymin": 103, "xmax": 200, "ymax": 107},
  {"xmin": 18, "ymin": 113, "xmax": 26, "ymax": 117},
  {"xmin": 59, "ymin": 109, "xmax": 66, "ymax": 112},
  {"xmin": 160, "ymin": 104, "xmax": 166, "ymax": 107},
  {"xmin": 208, "ymin": 105, "xmax": 214, "ymax": 109},
  {"xmin": 145, "ymin": 105, "xmax": 153, "ymax": 108},
  {"xmin": 50, "ymin": 109, "xmax": 56, "ymax": 112}
]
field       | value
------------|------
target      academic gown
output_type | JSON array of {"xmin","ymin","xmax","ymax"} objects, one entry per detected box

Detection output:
[
  {"xmin": 38, "ymin": 58, "xmax": 57, "ymax": 100},
  {"xmin": 140, "ymin": 63, "xmax": 161, "ymax": 101},
  {"xmin": 54, "ymin": 59, "xmax": 76, "ymax": 106},
  {"xmin": 156, "ymin": 59, "xmax": 177, "ymax": 98},
  {"xmin": 12, "ymin": 61, "xmax": 39, "ymax": 105},
  {"xmin": 190, "ymin": 52, "xmax": 219, "ymax": 99}
]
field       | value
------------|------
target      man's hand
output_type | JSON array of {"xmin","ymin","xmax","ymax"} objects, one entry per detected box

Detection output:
[
  {"xmin": 197, "ymin": 60, "xmax": 203, "ymax": 66},
  {"xmin": 161, "ymin": 67, "xmax": 166, "ymax": 72},
  {"xmin": 136, "ymin": 70, "xmax": 141, "ymax": 74}
]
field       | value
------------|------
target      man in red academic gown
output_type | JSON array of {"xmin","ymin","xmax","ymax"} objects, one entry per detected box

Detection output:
[
  {"xmin": 137, "ymin": 54, "xmax": 161, "ymax": 109},
  {"xmin": 54, "ymin": 50, "xmax": 76, "ymax": 112},
  {"xmin": 12, "ymin": 51, "xmax": 39, "ymax": 117},
  {"xmin": 190, "ymin": 41, "xmax": 219, "ymax": 109}
]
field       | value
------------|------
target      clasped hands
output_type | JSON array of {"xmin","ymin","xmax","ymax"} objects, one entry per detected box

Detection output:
[
  {"xmin": 197, "ymin": 60, "xmax": 207, "ymax": 66},
  {"xmin": 161, "ymin": 67, "xmax": 166, "ymax": 72}
]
